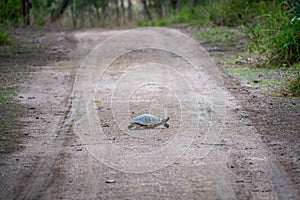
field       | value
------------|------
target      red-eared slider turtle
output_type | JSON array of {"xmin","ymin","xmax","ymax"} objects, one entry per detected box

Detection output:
[{"xmin": 128, "ymin": 114, "xmax": 170, "ymax": 129}]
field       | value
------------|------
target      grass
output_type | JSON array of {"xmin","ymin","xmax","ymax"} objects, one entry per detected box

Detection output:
[
  {"xmin": 0, "ymin": 87, "xmax": 22, "ymax": 154},
  {"xmin": 196, "ymin": 27, "xmax": 247, "ymax": 49},
  {"xmin": 226, "ymin": 67, "xmax": 281, "ymax": 86},
  {"xmin": 0, "ymin": 88, "xmax": 17, "ymax": 104},
  {"xmin": 247, "ymin": 9, "xmax": 300, "ymax": 67},
  {"xmin": 137, "ymin": 4, "xmax": 212, "ymax": 27},
  {"xmin": 0, "ymin": 119, "xmax": 8, "ymax": 129},
  {"xmin": 289, "ymin": 77, "xmax": 300, "ymax": 97},
  {"xmin": 286, "ymin": 64, "xmax": 300, "ymax": 97},
  {"xmin": 138, "ymin": 0, "xmax": 299, "ymax": 66},
  {"xmin": 0, "ymin": 30, "xmax": 13, "ymax": 46}
]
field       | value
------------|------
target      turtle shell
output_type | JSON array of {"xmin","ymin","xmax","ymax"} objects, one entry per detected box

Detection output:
[{"xmin": 130, "ymin": 114, "xmax": 163, "ymax": 126}]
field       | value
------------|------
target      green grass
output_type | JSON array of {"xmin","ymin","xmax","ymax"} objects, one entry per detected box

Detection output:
[
  {"xmin": 247, "ymin": 3, "xmax": 300, "ymax": 67},
  {"xmin": 0, "ymin": 88, "xmax": 16, "ymax": 104},
  {"xmin": 287, "ymin": 64, "xmax": 300, "ymax": 97},
  {"xmin": 289, "ymin": 76, "xmax": 300, "ymax": 97},
  {"xmin": 92, "ymin": 99, "xmax": 102, "ymax": 104},
  {"xmin": 137, "ymin": 4, "xmax": 212, "ymax": 27},
  {"xmin": 0, "ymin": 119, "xmax": 8, "ymax": 129},
  {"xmin": 227, "ymin": 68, "xmax": 273, "ymax": 79},
  {"xmin": 0, "ymin": 30, "xmax": 13, "ymax": 46},
  {"xmin": 196, "ymin": 27, "xmax": 246, "ymax": 48}
]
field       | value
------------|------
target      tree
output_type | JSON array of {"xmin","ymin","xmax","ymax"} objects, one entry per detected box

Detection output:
[
  {"xmin": 141, "ymin": 0, "xmax": 152, "ymax": 20},
  {"xmin": 128, "ymin": 0, "xmax": 133, "ymax": 21},
  {"xmin": 22, "ymin": 0, "xmax": 30, "ymax": 25},
  {"xmin": 51, "ymin": 0, "xmax": 71, "ymax": 22}
]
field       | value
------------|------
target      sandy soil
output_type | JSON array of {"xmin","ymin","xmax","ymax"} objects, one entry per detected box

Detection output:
[{"xmin": 0, "ymin": 27, "xmax": 299, "ymax": 199}]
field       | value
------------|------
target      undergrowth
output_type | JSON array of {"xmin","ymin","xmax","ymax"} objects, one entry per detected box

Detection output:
[
  {"xmin": 138, "ymin": 0, "xmax": 299, "ymax": 96},
  {"xmin": 0, "ymin": 28, "xmax": 13, "ymax": 46},
  {"xmin": 0, "ymin": 88, "xmax": 16, "ymax": 104},
  {"xmin": 287, "ymin": 64, "xmax": 300, "ymax": 97},
  {"xmin": 247, "ymin": 2, "xmax": 300, "ymax": 67}
]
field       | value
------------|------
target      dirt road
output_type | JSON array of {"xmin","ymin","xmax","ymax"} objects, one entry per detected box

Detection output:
[{"xmin": 0, "ymin": 28, "xmax": 299, "ymax": 199}]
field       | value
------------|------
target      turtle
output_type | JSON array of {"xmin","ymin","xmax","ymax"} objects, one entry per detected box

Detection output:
[{"xmin": 128, "ymin": 114, "xmax": 170, "ymax": 129}]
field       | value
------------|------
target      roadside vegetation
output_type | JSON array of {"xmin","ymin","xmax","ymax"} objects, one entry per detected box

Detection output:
[
  {"xmin": 137, "ymin": 0, "xmax": 300, "ymax": 97},
  {"xmin": 0, "ymin": 0, "xmax": 299, "ymax": 97}
]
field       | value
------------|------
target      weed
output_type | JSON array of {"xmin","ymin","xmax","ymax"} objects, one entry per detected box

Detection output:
[
  {"xmin": 0, "ymin": 28, "xmax": 13, "ymax": 46},
  {"xmin": 92, "ymin": 99, "xmax": 102, "ymax": 104},
  {"xmin": 0, "ymin": 119, "xmax": 8, "ymax": 129},
  {"xmin": 288, "ymin": 77, "xmax": 300, "ymax": 96},
  {"xmin": 196, "ymin": 27, "xmax": 246, "ymax": 49},
  {"xmin": 287, "ymin": 64, "xmax": 300, "ymax": 97},
  {"xmin": 247, "ymin": 2, "xmax": 300, "ymax": 67},
  {"xmin": 0, "ymin": 88, "xmax": 16, "ymax": 104}
]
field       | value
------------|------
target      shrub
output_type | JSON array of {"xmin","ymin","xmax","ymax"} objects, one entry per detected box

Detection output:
[
  {"xmin": 0, "ymin": 29, "xmax": 13, "ymax": 46},
  {"xmin": 0, "ymin": 0, "xmax": 23, "ymax": 25},
  {"xmin": 248, "ymin": 1, "xmax": 300, "ymax": 67}
]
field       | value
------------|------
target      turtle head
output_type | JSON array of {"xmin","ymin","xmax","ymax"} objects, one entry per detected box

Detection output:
[
  {"xmin": 163, "ymin": 117, "xmax": 170, "ymax": 128},
  {"xmin": 164, "ymin": 117, "xmax": 170, "ymax": 122}
]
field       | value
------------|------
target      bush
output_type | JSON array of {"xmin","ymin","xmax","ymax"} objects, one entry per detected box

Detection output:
[
  {"xmin": 248, "ymin": 1, "xmax": 300, "ymax": 67},
  {"xmin": 0, "ymin": 0, "xmax": 23, "ymax": 25},
  {"xmin": 0, "ymin": 29, "xmax": 13, "ymax": 46},
  {"xmin": 288, "ymin": 76, "xmax": 300, "ymax": 97}
]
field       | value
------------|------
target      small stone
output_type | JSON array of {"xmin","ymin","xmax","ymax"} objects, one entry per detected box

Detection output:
[
  {"xmin": 105, "ymin": 179, "xmax": 116, "ymax": 184},
  {"xmin": 101, "ymin": 123, "xmax": 109, "ymax": 127},
  {"xmin": 253, "ymin": 79, "xmax": 261, "ymax": 83},
  {"xmin": 75, "ymin": 147, "xmax": 82, "ymax": 151}
]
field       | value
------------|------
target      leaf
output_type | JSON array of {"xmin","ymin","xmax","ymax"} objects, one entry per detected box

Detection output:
[{"xmin": 92, "ymin": 99, "xmax": 102, "ymax": 104}]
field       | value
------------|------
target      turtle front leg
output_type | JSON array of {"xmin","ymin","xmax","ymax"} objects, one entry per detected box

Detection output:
[
  {"xmin": 135, "ymin": 124, "xmax": 146, "ymax": 130},
  {"xmin": 128, "ymin": 124, "xmax": 135, "ymax": 129},
  {"xmin": 164, "ymin": 123, "xmax": 169, "ymax": 128}
]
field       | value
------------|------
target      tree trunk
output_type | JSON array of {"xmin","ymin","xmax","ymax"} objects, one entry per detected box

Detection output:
[
  {"xmin": 141, "ymin": 0, "xmax": 152, "ymax": 20},
  {"xmin": 88, "ymin": 6, "xmax": 94, "ymax": 27},
  {"xmin": 154, "ymin": 0, "xmax": 163, "ymax": 18},
  {"xmin": 120, "ymin": 0, "xmax": 125, "ymax": 24},
  {"xmin": 51, "ymin": 0, "xmax": 71, "ymax": 22},
  {"xmin": 170, "ymin": 0, "xmax": 177, "ymax": 11},
  {"xmin": 114, "ymin": 0, "xmax": 120, "ymax": 25},
  {"xmin": 128, "ymin": 0, "xmax": 133, "ymax": 21},
  {"xmin": 93, "ymin": 2, "xmax": 101, "ymax": 21},
  {"xmin": 193, "ymin": 0, "xmax": 199, "ymax": 7},
  {"xmin": 102, "ymin": 1, "xmax": 108, "ymax": 20},
  {"xmin": 71, "ymin": 2, "xmax": 77, "ymax": 28},
  {"xmin": 22, "ymin": 0, "xmax": 30, "ymax": 25}
]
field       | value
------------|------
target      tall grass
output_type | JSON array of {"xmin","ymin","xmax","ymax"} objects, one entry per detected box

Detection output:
[
  {"xmin": 248, "ymin": 2, "xmax": 300, "ymax": 67},
  {"xmin": 140, "ymin": 0, "xmax": 299, "ymax": 68},
  {"xmin": 138, "ymin": 0, "xmax": 299, "ymax": 96},
  {"xmin": 0, "ymin": 26, "xmax": 13, "ymax": 46}
]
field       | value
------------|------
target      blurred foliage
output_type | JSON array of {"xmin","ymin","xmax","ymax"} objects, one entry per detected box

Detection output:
[
  {"xmin": 0, "ymin": 0, "xmax": 23, "ymax": 26},
  {"xmin": 287, "ymin": 64, "xmax": 300, "ymax": 97},
  {"xmin": 0, "ymin": 31, "xmax": 13, "ymax": 46},
  {"xmin": 247, "ymin": 1, "xmax": 300, "ymax": 67},
  {"xmin": 0, "ymin": 0, "xmax": 299, "ymax": 96}
]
